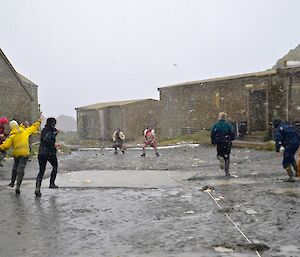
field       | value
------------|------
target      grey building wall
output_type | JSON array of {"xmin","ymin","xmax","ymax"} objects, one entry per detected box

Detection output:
[
  {"xmin": 158, "ymin": 68, "xmax": 300, "ymax": 139},
  {"xmin": 76, "ymin": 99, "xmax": 159, "ymax": 141},
  {"xmin": 0, "ymin": 54, "xmax": 34, "ymax": 123}
]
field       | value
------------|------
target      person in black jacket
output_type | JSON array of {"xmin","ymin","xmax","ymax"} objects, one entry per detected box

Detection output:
[
  {"xmin": 273, "ymin": 119, "xmax": 300, "ymax": 182},
  {"xmin": 35, "ymin": 117, "xmax": 60, "ymax": 197}
]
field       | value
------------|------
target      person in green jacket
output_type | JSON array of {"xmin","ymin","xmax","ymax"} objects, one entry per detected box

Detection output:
[{"xmin": 211, "ymin": 112, "xmax": 235, "ymax": 176}]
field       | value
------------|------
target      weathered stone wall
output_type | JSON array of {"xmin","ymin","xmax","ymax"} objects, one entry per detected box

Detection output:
[
  {"xmin": 23, "ymin": 82, "xmax": 39, "ymax": 122},
  {"xmin": 76, "ymin": 100, "xmax": 159, "ymax": 141},
  {"xmin": 0, "ymin": 55, "xmax": 33, "ymax": 124},
  {"xmin": 158, "ymin": 71, "xmax": 297, "ymax": 139}
]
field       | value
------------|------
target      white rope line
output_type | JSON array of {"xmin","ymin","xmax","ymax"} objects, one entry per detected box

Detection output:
[{"xmin": 167, "ymin": 170, "xmax": 262, "ymax": 257}]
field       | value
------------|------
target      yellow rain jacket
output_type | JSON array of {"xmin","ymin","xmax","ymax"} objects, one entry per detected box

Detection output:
[{"xmin": 0, "ymin": 121, "xmax": 41, "ymax": 157}]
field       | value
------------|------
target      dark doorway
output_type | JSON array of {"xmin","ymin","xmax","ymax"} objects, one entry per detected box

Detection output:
[{"xmin": 249, "ymin": 90, "xmax": 267, "ymax": 131}]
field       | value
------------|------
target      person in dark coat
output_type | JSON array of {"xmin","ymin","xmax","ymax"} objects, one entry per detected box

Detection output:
[
  {"xmin": 211, "ymin": 112, "xmax": 235, "ymax": 176},
  {"xmin": 0, "ymin": 117, "xmax": 9, "ymax": 167},
  {"xmin": 273, "ymin": 119, "xmax": 300, "ymax": 182},
  {"xmin": 35, "ymin": 117, "xmax": 60, "ymax": 197}
]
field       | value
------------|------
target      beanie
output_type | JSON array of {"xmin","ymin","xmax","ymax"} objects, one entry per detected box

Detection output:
[{"xmin": 9, "ymin": 120, "xmax": 19, "ymax": 129}]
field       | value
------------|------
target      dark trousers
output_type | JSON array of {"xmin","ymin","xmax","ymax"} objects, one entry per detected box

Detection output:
[
  {"xmin": 282, "ymin": 144, "xmax": 299, "ymax": 168},
  {"xmin": 11, "ymin": 156, "xmax": 28, "ymax": 186},
  {"xmin": 217, "ymin": 142, "xmax": 232, "ymax": 160},
  {"xmin": 36, "ymin": 154, "xmax": 58, "ymax": 186}
]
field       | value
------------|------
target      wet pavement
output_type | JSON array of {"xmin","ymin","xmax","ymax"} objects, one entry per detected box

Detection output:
[{"xmin": 0, "ymin": 145, "xmax": 299, "ymax": 257}]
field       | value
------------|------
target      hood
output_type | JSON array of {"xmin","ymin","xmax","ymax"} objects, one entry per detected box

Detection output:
[{"xmin": 10, "ymin": 126, "xmax": 25, "ymax": 135}]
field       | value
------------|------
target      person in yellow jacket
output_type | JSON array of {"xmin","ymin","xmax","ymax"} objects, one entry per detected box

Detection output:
[{"xmin": 0, "ymin": 114, "xmax": 43, "ymax": 195}]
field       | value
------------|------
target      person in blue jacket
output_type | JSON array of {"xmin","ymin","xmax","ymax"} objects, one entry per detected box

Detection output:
[
  {"xmin": 273, "ymin": 119, "xmax": 300, "ymax": 182},
  {"xmin": 211, "ymin": 112, "xmax": 235, "ymax": 176}
]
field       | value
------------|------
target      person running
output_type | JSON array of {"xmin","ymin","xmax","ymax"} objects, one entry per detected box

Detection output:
[
  {"xmin": 0, "ymin": 117, "xmax": 9, "ymax": 167},
  {"xmin": 35, "ymin": 117, "xmax": 60, "ymax": 197},
  {"xmin": 0, "ymin": 115, "xmax": 43, "ymax": 194},
  {"xmin": 273, "ymin": 119, "xmax": 300, "ymax": 182},
  {"xmin": 211, "ymin": 112, "xmax": 235, "ymax": 176},
  {"xmin": 112, "ymin": 128, "xmax": 126, "ymax": 154},
  {"xmin": 141, "ymin": 127, "xmax": 159, "ymax": 157}
]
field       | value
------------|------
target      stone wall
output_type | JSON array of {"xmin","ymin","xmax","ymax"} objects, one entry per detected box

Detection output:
[
  {"xmin": 0, "ymin": 54, "xmax": 34, "ymax": 124},
  {"xmin": 158, "ymin": 69, "xmax": 300, "ymax": 139},
  {"xmin": 76, "ymin": 99, "xmax": 159, "ymax": 141}
]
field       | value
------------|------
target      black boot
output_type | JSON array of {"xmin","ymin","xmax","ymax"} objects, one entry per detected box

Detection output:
[
  {"xmin": 9, "ymin": 172, "xmax": 17, "ymax": 188},
  {"xmin": 15, "ymin": 174, "xmax": 23, "ymax": 195},
  {"xmin": 35, "ymin": 181, "xmax": 42, "ymax": 197},
  {"xmin": 225, "ymin": 159, "xmax": 231, "ymax": 177},
  {"xmin": 49, "ymin": 181, "xmax": 59, "ymax": 189}
]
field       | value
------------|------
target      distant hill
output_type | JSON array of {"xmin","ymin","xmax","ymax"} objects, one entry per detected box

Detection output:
[
  {"xmin": 274, "ymin": 44, "xmax": 300, "ymax": 68},
  {"xmin": 56, "ymin": 115, "xmax": 77, "ymax": 131}
]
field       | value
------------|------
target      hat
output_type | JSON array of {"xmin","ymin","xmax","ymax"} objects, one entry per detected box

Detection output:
[
  {"xmin": 218, "ymin": 112, "xmax": 227, "ymax": 120},
  {"xmin": 273, "ymin": 118, "xmax": 282, "ymax": 128},
  {"xmin": 9, "ymin": 120, "xmax": 19, "ymax": 129},
  {"xmin": 0, "ymin": 117, "xmax": 9, "ymax": 125}
]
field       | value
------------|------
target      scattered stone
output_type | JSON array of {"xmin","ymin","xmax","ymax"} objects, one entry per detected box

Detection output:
[
  {"xmin": 214, "ymin": 246, "xmax": 234, "ymax": 253},
  {"xmin": 201, "ymin": 185, "xmax": 214, "ymax": 192},
  {"xmin": 246, "ymin": 209, "xmax": 258, "ymax": 215},
  {"xmin": 184, "ymin": 210, "xmax": 195, "ymax": 214}
]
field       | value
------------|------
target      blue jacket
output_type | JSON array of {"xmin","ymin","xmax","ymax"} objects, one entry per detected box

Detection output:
[
  {"xmin": 211, "ymin": 120, "xmax": 235, "ymax": 144},
  {"xmin": 274, "ymin": 122, "xmax": 300, "ymax": 152}
]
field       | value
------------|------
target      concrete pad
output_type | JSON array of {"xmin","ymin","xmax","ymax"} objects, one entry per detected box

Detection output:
[{"xmin": 43, "ymin": 170, "xmax": 196, "ymax": 188}]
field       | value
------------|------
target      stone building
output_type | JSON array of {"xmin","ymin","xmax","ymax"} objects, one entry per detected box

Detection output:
[
  {"xmin": 76, "ymin": 99, "xmax": 159, "ymax": 140},
  {"xmin": 157, "ymin": 66, "xmax": 300, "ymax": 140},
  {"xmin": 0, "ymin": 49, "xmax": 39, "ymax": 123}
]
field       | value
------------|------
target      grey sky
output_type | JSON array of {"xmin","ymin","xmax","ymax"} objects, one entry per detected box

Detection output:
[{"xmin": 1, "ymin": 0, "xmax": 300, "ymax": 118}]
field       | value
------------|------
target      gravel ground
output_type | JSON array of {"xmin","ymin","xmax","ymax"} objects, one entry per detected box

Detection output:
[{"xmin": 0, "ymin": 145, "xmax": 299, "ymax": 257}]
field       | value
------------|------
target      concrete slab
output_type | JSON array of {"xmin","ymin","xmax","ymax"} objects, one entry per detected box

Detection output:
[{"xmin": 41, "ymin": 170, "xmax": 197, "ymax": 189}]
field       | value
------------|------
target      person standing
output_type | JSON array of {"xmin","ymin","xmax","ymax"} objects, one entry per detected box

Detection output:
[
  {"xmin": 141, "ymin": 127, "xmax": 159, "ymax": 157},
  {"xmin": 35, "ymin": 117, "xmax": 60, "ymax": 197},
  {"xmin": 0, "ymin": 117, "xmax": 9, "ymax": 167},
  {"xmin": 273, "ymin": 119, "xmax": 300, "ymax": 182},
  {"xmin": 0, "ymin": 115, "xmax": 43, "ymax": 194},
  {"xmin": 211, "ymin": 112, "xmax": 235, "ymax": 176},
  {"xmin": 112, "ymin": 128, "xmax": 126, "ymax": 154}
]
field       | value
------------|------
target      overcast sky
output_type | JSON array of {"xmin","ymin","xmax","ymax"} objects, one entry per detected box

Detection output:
[{"xmin": 1, "ymin": 0, "xmax": 300, "ymax": 118}]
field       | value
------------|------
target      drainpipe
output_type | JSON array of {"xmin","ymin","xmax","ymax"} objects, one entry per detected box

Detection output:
[{"xmin": 287, "ymin": 70, "xmax": 293, "ymax": 122}]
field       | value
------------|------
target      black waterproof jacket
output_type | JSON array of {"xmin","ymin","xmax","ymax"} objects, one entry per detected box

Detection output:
[{"xmin": 38, "ymin": 126, "xmax": 58, "ymax": 156}]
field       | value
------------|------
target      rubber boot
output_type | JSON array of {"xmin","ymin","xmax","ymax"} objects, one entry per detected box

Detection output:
[
  {"xmin": 291, "ymin": 161, "xmax": 298, "ymax": 177},
  {"xmin": 49, "ymin": 182, "xmax": 59, "ymax": 189},
  {"xmin": 15, "ymin": 174, "xmax": 24, "ymax": 195},
  {"xmin": 284, "ymin": 165, "xmax": 295, "ymax": 182},
  {"xmin": 217, "ymin": 156, "xmax": 225, "ymax": 170},
  {"xmin": 225, "ymin": 159, "xmax": 231, "ymax": 177},
  {"xmin": 35, "ymin": 181, "xmax": 42, "ymax": 197},
  {"xmin": 9, "ymin": 172, "xmax": 17, "ymax": 187}
]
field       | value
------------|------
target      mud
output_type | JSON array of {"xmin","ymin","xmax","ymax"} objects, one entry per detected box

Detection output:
[{"xmin": 0, "ymin": 145, "xmax": 299, "ymax": 257}]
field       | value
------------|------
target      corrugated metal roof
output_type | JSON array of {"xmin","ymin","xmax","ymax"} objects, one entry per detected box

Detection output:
[
  {"xmin": 76, "ymin": 98, "xmax": 158, "ymax": 110},
  {"xmin": 158, "ymin": 69, "xmax": 277, "ymax": 90}
]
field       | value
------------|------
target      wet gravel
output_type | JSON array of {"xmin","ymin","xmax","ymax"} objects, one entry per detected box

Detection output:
[{"xmin": 0, "ymin": 145, "xmax": 299, "ymax": 257}]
